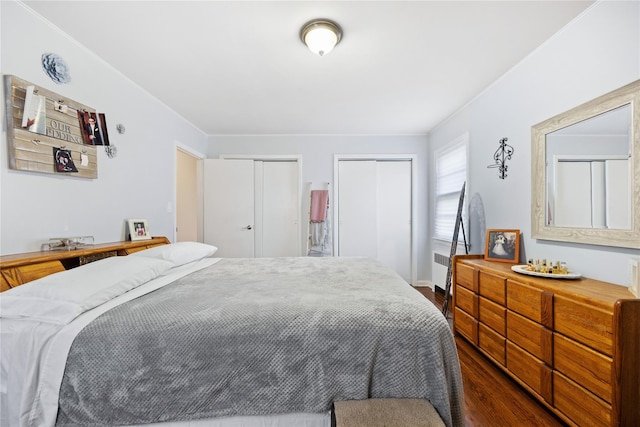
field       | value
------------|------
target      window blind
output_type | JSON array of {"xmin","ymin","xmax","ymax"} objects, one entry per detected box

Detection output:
[{"xmin": 434, "ymin": 138, "xmax": 467, "ymax": 241}]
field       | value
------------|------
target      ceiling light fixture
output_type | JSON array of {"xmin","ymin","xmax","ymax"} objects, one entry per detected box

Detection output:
[{"xmin": 300, "ymin": 19, "xmax": 342, "ymax": 57}]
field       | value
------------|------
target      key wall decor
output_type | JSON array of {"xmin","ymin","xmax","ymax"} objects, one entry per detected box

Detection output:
[
  {"xmin": 487, "ymin": 137, "xmax": 514, "ymax": 179},
  {"xmin": 4, "ymin": 75, "xmax": 98, "ymax": 179}
]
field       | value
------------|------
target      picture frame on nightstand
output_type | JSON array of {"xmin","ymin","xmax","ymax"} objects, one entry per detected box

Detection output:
[{"xmin": 128, "ymin": 219, "xmax": 151, "ymax": 241}]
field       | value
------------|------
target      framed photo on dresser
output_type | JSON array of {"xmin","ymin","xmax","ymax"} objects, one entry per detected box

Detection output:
[
  {"xmin": 128, "ymin": 219, "xmax": 151, "ymax": 241},
  {"xmin": 484, "ymin": 229, "xmax": 520, "ymax": 263}
]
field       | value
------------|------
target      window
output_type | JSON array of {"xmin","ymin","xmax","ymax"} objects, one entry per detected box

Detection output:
[{"xmin": 434, "ymin": 134, "xmax": 468, "ymax": 241}]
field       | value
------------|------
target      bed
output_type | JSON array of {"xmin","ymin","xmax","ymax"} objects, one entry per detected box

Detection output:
[{"xmin": 0, "ymin": 240, "xmax": 464, "ymax": 427}]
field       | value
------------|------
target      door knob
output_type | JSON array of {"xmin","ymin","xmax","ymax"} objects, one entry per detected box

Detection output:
[{"xmin": 245, "ymin": 225, "xmax": 253, "ymax": 230}]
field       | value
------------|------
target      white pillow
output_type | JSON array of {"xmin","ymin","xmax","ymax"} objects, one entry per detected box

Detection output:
[
  {"xmin": 130, "ymin": 241, "xmax": 218, "ymax": 267},
  {"xmin": 0, "ymin": 256, "xmax": 172, "ymax": 324}
]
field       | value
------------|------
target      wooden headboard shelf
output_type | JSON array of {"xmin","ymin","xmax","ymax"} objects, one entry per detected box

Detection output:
[{"xmin": 0, "ymin": 236, "xmax": 170, "ymax": 292}]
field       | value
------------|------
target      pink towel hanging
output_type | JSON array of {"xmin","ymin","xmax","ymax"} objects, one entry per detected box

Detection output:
[{"xmin": 310, "ymin": 190, "xmax": 329, "ymax": 222}]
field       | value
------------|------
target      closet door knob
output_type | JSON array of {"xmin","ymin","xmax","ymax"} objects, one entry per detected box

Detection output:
[{"xmin": 244, "ymin": 225, "xmax": 253, "ymax": 230}]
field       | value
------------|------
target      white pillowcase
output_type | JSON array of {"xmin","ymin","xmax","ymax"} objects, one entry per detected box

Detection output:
[
  {"xmin": 130, "ymin": 241, "xmax": 218, "ymax": 267},
  {"xmin": 0, "ymin": 256, "xmax": 173, "ymax": 324}
]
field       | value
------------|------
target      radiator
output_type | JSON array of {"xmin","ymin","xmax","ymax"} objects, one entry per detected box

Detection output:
[{"xmin": 432, "ymin": 251, "xmax": 450, "ymax": 291}]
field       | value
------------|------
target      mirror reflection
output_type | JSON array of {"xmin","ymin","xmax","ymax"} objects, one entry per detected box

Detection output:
[
  {"xmin": 545, "ymin": 104, "xmax": 631, "ymax": 229},
  {"xmin": 531, "ymin": 78, "xmax": 640, "ymax": 249}
]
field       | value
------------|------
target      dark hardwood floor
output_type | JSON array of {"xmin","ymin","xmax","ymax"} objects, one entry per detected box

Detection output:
[{"xmin": 415, "ymin": 286, "xmax": 567, "ymax": 427}]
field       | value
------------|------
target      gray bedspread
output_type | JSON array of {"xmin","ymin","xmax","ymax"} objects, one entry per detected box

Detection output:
[{"xmin": 56, "ymin": 257, "xmax": 464, "ymax": 427}]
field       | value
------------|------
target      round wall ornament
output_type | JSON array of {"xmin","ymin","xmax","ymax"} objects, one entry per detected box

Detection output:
[
  {"xmin": 41, "ymin": 53, "xmax": 71, "ymax": 84},
  {"xmin": 116, "ymin": 123, "xmax": 126, "ymax": 134},
  {"xmin": 105, "ymin": 145, "xmax": 118, "ymax": 158}
]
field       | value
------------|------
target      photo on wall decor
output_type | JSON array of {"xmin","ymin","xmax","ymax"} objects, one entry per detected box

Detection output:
[
  {"xmin": 22, "ymin": 85, "xmax": 47, "ymax": 135},
  {"xmin": 77, "ymin": 111, "xmax": 110, "ymax": 146},
  {"xmin": 484, "ymin": 229, "xmax": 520, "ymax": 263},
  {"xmin": 53, "ymin": 147, "xmax": 78, "ymax": 173}
]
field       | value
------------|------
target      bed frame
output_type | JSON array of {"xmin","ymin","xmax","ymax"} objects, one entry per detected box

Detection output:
[
  {"xmin": 1, "ymin": 237, "xmax": 452, "ymax": 426},
  {"xmin": 0, "ymin": 236, "xmax": 170, "ymax": 292}
]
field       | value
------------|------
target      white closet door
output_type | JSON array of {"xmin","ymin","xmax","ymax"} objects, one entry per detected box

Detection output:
[
  {"xmin": 377, "ymin": 161, "xmax": 411, "ymax": 281},
  {"xmin": 338, "ymin": 161, "xmax": 378, "ymax": 259},
  {"xmin": 606, "ymin": 159, "xmax": 630, "ymax": 229},
  {"xmin": 591, "ymin": 161, "xmax": 606, "ymax": 228},
  {"xmin": 338, "ymin": 160, "xmax": 412, "ymax": 282},
  {"xmin": 257, "ymin": 161, "xmax": 299, "ymax": 257},
  {"xmin": 555, "ymin": 161, "xmax": 591, "ymax": 227},
  {"xmin": 203, "ymin": 159, "xmax": 255, "ymax": 257}
]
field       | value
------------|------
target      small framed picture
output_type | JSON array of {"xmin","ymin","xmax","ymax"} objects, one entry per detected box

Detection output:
[
  {"xmin": 128, "ymin": 219, "xmax": 151, "ymax": 241},
  {"xmin": 484, "ymin": 229, "xmax": 520, "ymax": 263},
  {"xmin": 77, "ymin": 111, "xmax": 110, "ymax": 146}
]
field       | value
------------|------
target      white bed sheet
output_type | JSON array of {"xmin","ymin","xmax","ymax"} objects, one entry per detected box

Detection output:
[
  {"xmin": 1, "ymin": 258, "xmax": 328, "ymax": 427},
  {"xmin": 125, "ymin": 411, "xmax": 329, "ymax": 427}
]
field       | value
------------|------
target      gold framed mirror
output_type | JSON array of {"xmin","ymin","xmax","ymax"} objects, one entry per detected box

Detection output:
[{"xmin": 531, "ymin": 79, "xmax": 640, "ymax": 249}]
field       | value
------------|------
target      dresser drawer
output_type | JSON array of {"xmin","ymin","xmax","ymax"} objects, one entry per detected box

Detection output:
[
  {"xmin": 554, "ymin": 296, "xmax": 613, "ymax": 355},
  {"xmin": 479, "ymin": 323, "xmax": 505, "ymax": 366},
  {"xmin": 506, "ymin": 280, "xmax": 553, "ymax": 328},
  {"xmin": 506, "ymin": 341, "xmax": 552, "ymax": 403},
  {"xmin": 507, "ymin": 311, "xmax": 552, "ymax": 365},
  {"xmin": 1, "ymin": 260, "xmax": 65, "ymax": 289},
  {"xmin": 479, "ymin": 296, "xmax": 505, "ymax": 335},
  {"xmin": 456, "ymin": 262, "xmax": 477, "ymax": 292},
  {"xmin": 454, "ymin": 307, "xmax": 478, "ymax": 345},
  {"xmin": 554, "ymin": 333, "xmax": 612, "ymax": 404},
  {"xmin": 554, "ymin": 371, "xmax": 611, "ymax": 427},
  {"xmin": 455, "ymin": 284, "xmax": 478, "ymax": 317},
  {"xmin": 478, "ymin": 271, "xmax": 505, "ymax": 304}
]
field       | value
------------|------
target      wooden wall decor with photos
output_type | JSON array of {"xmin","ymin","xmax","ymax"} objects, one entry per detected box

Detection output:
[{"xmin": 4, "ymin": 75, "xmax": 98, "ymax": 179}]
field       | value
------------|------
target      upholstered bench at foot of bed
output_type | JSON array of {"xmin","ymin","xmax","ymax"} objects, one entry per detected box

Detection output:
[{"xmin": 331, "ymin": 398, "xmax": 446, "ymax": 427}]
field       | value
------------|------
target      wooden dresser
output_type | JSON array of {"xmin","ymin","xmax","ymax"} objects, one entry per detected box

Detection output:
[
  {"xmin": 0, "ymin": 237, "xmax": 170, "ymax": 291},
  {"xmin": 452, "ymin": 255, "xmax": 640, "ymax": 427}
]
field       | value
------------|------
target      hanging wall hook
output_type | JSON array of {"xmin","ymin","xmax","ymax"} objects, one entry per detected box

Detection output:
[{"xmin": 487, "ymin": 137, "xmax": 514, "ymax": 179}]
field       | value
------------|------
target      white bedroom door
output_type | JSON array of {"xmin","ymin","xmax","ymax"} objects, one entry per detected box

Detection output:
[
  {"xmin": 203, "ymin": 159, "xmax": 255, "ymax": 257},
  {"xmin": 337, "ymin": 159, "xmax": 412, "ymax": 282}
]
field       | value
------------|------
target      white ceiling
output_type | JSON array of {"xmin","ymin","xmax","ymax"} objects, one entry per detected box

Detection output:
[{"xmin": 23, "ymin": 1, "xmax": 594, "ymax": 136}]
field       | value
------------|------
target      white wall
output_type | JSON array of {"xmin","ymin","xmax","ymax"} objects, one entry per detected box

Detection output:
[
  {"xmin": 3, "ymin": 0, "xmax": 638, "ymax": 288},
  {"xmin": 429, "ymin": 0, "xmax": 640, "ymax": 286},
  {"xmin": 208, "ymin": 135, "xmax": 429, "ymax": 281},
  {"xmin": 0, "ymin": 1, "xmax": 208, "ymax": 254}
]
